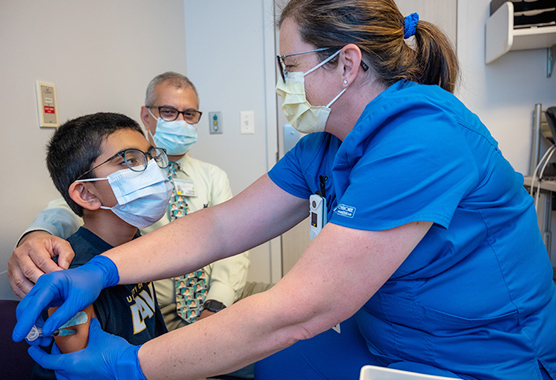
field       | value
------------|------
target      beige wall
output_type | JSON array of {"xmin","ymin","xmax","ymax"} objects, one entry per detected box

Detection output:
[{"xmin": 0, "ymin": 0, "xmax": 187, "ymax": 300}]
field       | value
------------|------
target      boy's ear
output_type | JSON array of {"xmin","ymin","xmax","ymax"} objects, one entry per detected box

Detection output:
[{"xmin": 68, "ymin": 182, "xmax": 102, "ymax": 211}]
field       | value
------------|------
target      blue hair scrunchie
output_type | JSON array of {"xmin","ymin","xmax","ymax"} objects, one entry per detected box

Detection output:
[{"xmin": 404, "ymin": 12, "xmax": 419, "ymax": 39}]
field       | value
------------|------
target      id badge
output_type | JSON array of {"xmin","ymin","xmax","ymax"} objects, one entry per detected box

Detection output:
[
  {"xmin": 173, "ymin": 179, "xmax": 197, "ymax": 197},
  {"xmin": 309, "ymin": 194, "xmax": 327, "ymax": 240}
]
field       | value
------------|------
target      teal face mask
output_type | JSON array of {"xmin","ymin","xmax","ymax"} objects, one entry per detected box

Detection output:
[{"xmin": 148, "ymin": 109, "xmax": 198, "ymax": 155}]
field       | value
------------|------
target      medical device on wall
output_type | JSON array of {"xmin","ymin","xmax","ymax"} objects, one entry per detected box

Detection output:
[
  {"xmin": 35, "ymin": 81, "xmax": 59, "ymax": 128},
  {"xmin": 529, "ymin": 104, "xmax": 556, "ymax": 209},
  {"xmin": 538, "ymin": 106, "xmax": 556, "ymax": 145},
  {"xmin": 310, "ymin": 175, "xmax": 328, "ymax": 240}
]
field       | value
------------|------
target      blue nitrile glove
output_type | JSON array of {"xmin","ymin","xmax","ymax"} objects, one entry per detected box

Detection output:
[
  {"xmin": 13, "ymin": 255, "xmax": 119, "ymax": 342},
  {"xmin": 28, "ymin": 318, "xmax": 147, "ymax": 380}
]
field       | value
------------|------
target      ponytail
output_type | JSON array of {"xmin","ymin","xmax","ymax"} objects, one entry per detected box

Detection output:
[{"xmin": 412, "ymin": 20, "xmax": 459, "ymax": 93}]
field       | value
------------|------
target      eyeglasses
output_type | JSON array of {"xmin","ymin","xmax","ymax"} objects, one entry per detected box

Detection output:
[
  {"xmin": 148, "ymin": 106, "xmax": 202, "ymax": 124},
  {"xmin": 276, "ymin": 47, "xmax": 369, "ymax": 82},
  {"xmin": 76, "ymin": 147, "xmax": 169, "ymax": 180}
]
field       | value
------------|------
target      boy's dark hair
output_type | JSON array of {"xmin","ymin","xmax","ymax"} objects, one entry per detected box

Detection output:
[{"xmin": 46, "ymin": 112, "xmax": 144, "ymax": 217}]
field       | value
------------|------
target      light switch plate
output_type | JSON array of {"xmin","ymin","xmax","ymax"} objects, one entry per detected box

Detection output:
[
  {"xmin": 36, "ymin": 81, "xmax": 59, "ymax": 127},
  {"xmin": 241, "ymin": 110, "xmax": 255, "ymax": 134}
]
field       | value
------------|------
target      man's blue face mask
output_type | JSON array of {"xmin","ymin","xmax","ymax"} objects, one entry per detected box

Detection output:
[{"xmin": 148, "ymin": 109, "xmax": 198, "ymax": 155}]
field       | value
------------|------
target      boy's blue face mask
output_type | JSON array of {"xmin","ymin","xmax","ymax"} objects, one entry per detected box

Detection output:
[
  {"xmin": 76, "ymin": 160, "xmax": 173, "ymax": 228},
  {"xmin": 148, "ymin": 109, "xmax": 197, "ymax": 155}
]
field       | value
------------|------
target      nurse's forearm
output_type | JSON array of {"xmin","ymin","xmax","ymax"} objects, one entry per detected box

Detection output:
[
  {"xmin": 134, "ymin": 223, "xmax": 386, "ymax": 380},
  {"xmin": 137, "ymin": 289, "xmax": 302, "ymax": 380},
  {"xmin": 133, "ymin": 226, "xmax": 365, "ymax": 379},
  {"xmin": 104, "ymin": 206, "xmax": 230, "ymax": 284}
]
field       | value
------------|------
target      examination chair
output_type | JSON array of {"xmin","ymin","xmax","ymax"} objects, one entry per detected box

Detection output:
[{"xmin": 0, "ymin": 299, "xmax": 35, "ymax": 379}]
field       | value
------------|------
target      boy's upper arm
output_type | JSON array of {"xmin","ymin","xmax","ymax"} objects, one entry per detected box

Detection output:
[{"xmin": 51, "ymin": 304, "xmax": 95, "ymax": 353}]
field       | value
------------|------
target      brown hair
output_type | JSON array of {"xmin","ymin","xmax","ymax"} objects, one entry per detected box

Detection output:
[{"xmin": 279, "ymin": 0, "xmax": 459, "ymax": 93}]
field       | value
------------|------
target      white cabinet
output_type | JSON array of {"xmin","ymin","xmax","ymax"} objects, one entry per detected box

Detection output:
[{"xmin": 486, "ymin": 1, "xmax": 556, "ymax": 76}]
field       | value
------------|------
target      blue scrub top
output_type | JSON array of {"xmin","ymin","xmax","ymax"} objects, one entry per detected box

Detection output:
[{"xmin": 269, "ymin": 80, "xmax": 556, "ymax": 379}]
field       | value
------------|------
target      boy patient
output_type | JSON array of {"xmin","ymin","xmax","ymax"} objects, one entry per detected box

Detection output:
[{"xmin": 31, "ymin": 112, "xmax": 171, "ymax": 379}]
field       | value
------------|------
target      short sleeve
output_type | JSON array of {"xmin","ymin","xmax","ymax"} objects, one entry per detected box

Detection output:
[
  {"xmin": 331, "ymin": 106, "xmax": 479, "ymax": 231},
  {"xmin": 269, "ymin": 133, "xmax": 338, "ymax": 199}
]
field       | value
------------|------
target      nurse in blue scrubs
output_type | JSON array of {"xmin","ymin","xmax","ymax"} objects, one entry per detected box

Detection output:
[{"xmin": 12, "ymin": 0, "xmax": 556, "ymax": 379}]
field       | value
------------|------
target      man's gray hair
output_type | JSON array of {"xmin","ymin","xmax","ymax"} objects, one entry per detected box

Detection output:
[{"xmin": 144, "ymin": 72, "xmax": 199, "ymax": 106}]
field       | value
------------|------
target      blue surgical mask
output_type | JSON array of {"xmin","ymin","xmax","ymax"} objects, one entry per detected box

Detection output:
[
  {"xmin": 76, "ymin": 160, "xmax": 173, "ymax": 228},
  {"xmin": 148, "ymin": 109, "xmax": 197, "ymax": 155}
]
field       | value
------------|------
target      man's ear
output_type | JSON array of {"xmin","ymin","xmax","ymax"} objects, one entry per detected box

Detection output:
[
  {"xmin": 140, "ymin": 105, "xmax": 150, "ymax": 126},
  {"xmin": 68, "ymin": 182, "xmax": 102, "ymax": 211},
  {"xmin": 140, "ymin": 106, "xmax": 156, "ymax": 144},
  {"xmin": 340, "ymin": 43, "xmax": 364, "ymax": 86}
]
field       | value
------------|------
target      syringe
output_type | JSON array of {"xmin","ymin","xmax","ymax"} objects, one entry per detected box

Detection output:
[
  {"xmin": 26, "ymin": 325, "xmax": 77, "ymax": 341},
  {"xmin": 26, "ymin": 311, "xmax": 89, "ymax": 342}
]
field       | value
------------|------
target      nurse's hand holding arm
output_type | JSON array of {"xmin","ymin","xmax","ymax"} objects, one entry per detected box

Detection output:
[
  {"xmin": 13, "ymin": 254, "xmax": 119, "ymax": 340},
  {"xmin": 14, "ymin": 173, "xmax": 431, "ymax": 379}
]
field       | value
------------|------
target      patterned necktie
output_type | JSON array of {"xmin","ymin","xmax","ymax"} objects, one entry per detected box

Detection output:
[{"xmin": 167, "ymin": 162, "xmax": 208, "ymax": 324}]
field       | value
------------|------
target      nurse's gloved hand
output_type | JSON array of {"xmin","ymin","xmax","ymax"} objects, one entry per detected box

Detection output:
[
  {"xmin": 13, "ymin": 255, "xmax": 119, "ymax": 342},
  {"xmin": 28, "ymin": 318, "xmax": 146, "ymax": 380},
  {"xmin": 24, "ymin": 314, "xmax": 52, "ymax": 347}
]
